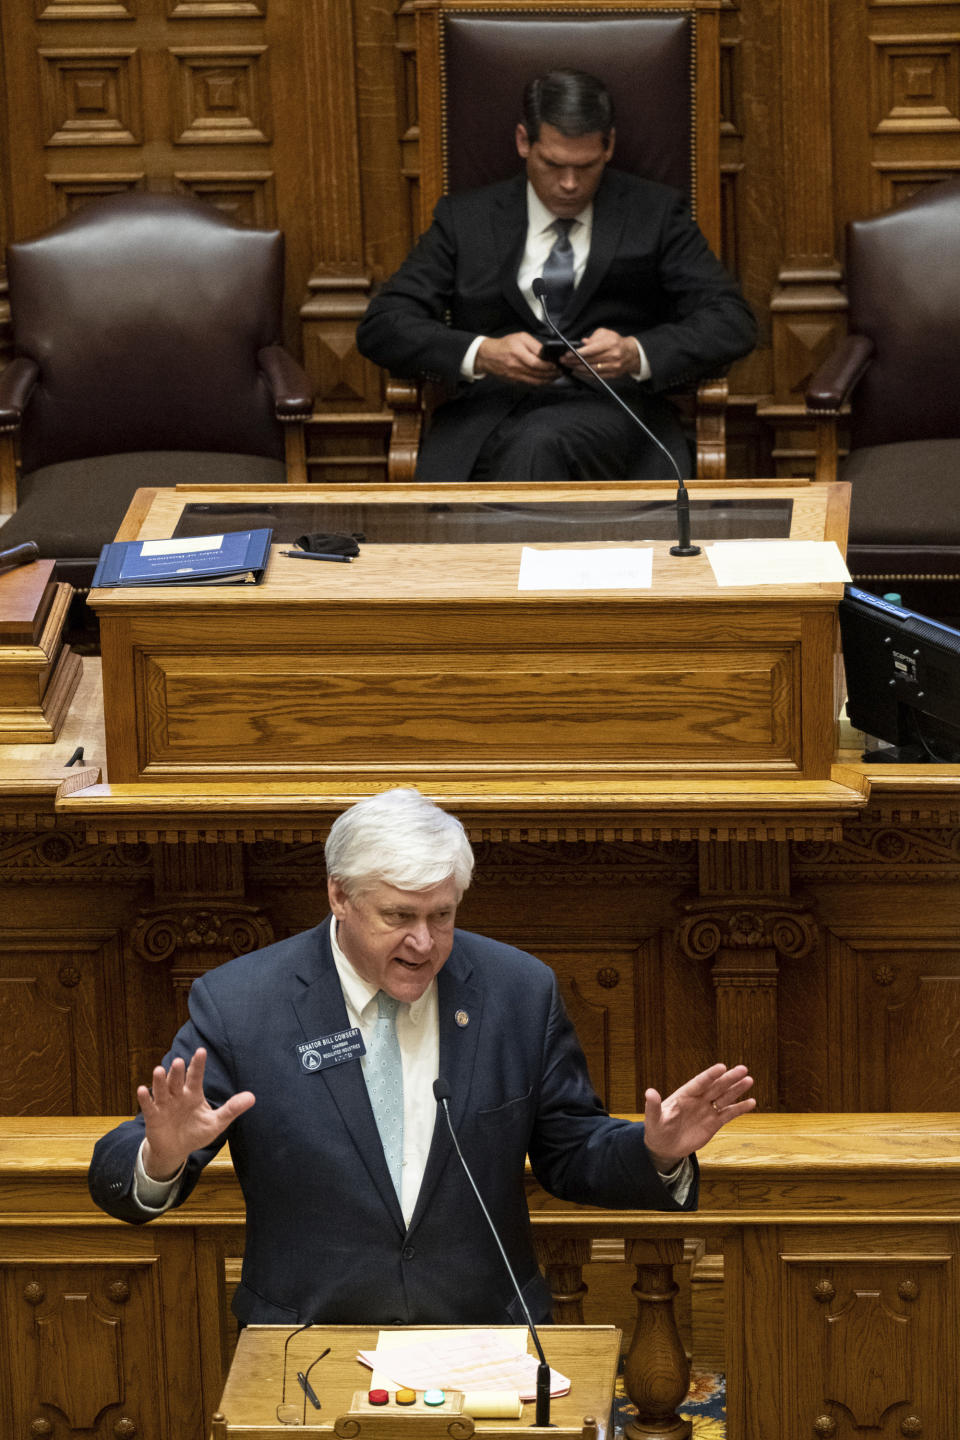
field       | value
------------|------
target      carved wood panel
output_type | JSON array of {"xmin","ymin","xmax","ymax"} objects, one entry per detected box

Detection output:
[
  {"xmin": 832, "ymin": 1, "xmax": 960, "ymax": 230},
  {"xmin": 0, "ymin": 930, "xmax": 128, "ymax": 1115},
  {"xmin": 827, "ymin": 928, "xmax": 960, "ymax": 1111},
  {"xmin": 0, "ymin": 0, "xmax": 320, "ymax": 358},
  {"xmin": 779, "ymin": 1234, "xmax": 955, "ymax": 1440},
  {"xmin": 2, "ymin": 1232, "xmax": 206, "ymax": 1440},
  {"xmin": 503, "ymin": 939, "xmax": 650, "ymax": 1113},
  {"xmin": 1, "ymin": 810, "xmax": 960, "ymax": 1118}
]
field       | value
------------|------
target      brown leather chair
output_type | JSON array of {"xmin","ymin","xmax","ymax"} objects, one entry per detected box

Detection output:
[
  {"xmin": 806, "ymin": 178, "xmax": 960, "ymax": 619},
  {"xmin": 386, "ymin": 0, "xmax": 732, "ymax": 481},
  {"xmin": 0, "ymin": 192, "xmax": 314, "ymax": 576}
]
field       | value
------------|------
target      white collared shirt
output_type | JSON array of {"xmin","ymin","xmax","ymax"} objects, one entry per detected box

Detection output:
[
  {"xmin": 516, "ymin": 186, "xmax": 593, "ymax": 315},
  {"xmin": 461, "ymin": 180, "xmax": 650, "ymax": 381},
  {"xmin": 329, "ymin": 918, "xmax": 439, "ymax": 1227}
]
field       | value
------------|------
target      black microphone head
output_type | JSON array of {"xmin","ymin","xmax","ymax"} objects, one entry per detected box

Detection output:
[
  {"xmin": 532, "ymin": 277, "xmax": 546, "ymax": 300},
  {"xmin": 433, "ymin": 1077, "xmax": 451, "ymax": 1103}
]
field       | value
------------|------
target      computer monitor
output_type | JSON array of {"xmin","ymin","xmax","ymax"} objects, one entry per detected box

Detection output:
[{"xmin": 839, "ymin": 585, "xmax": 960, "ymax": 762}]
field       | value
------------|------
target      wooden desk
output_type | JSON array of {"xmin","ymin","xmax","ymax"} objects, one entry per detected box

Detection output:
[
  {"xmin": 89, "ymin": 479, "xmax": 849, "ymax": 787},
  {"xmin": 2, "ymin": 1114, "xmax": 956, "ymax": 1440},
  {"xmin": 212, "ymin": 1324, "xmax": 620, "ymax": 1439}
]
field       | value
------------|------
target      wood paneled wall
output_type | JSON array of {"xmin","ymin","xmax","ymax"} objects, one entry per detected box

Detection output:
[
  {"xmin": 0, "ymin": 0, "xmax": 958, "ymax": 478},
  {"xmin": 5, "ymin": 791, "xmax": 960, "ymax": 1119}
]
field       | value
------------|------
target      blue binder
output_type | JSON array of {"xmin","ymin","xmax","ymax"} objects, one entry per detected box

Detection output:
[{"xmin": 91, "ymin": 529, "xmax": 273, "ymax": 588}]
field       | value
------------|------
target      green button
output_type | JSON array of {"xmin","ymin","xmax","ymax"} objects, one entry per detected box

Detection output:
[{"xmin": 424, "ymin": 1389, "xmax": 445, "ymax": 1406}]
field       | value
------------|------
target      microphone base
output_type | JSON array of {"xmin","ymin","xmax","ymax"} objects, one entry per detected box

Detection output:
[{"xmin": 669, "ymin": 542, "xmax": 702, "ymax": 557}]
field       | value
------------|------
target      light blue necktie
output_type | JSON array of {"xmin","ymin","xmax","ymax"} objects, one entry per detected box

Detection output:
[
  {"xmin": 541, "ymin": 217, "xmax": 576, "ymax": 317},
  {"xmin": 364, "ymin": 991, "xmax": 404, "ymax": 1197}
]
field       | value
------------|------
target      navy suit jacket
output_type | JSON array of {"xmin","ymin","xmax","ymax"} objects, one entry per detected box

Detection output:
[
  {"xmin": 89, "ymin": 920, "xmax": 697, "ymax": 1326},
  {"xmin": 356, "ymin": 168, "xmax": 757, "ymax": 483}
]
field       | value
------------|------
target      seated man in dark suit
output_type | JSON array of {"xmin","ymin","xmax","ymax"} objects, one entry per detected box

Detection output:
[
  {"xmin": 356, "ymin": 68, "xmax": 757, "ymax": 485},
  {"xmin": 88, "ymin": 787, "xmax": 754, "ymax": 1328}
]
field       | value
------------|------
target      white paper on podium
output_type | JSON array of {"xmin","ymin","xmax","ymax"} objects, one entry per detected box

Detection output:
[
  {"xmin": 706, "ymin": 539, "xmax": 851, "ymax": 587},
  {"xmin": 517, "ymin": 545, "xmax": 653, "ymax": 591},
  {"xmin": 358, "ymin": 1327, "xmax": 571, "ymax": 1400}
]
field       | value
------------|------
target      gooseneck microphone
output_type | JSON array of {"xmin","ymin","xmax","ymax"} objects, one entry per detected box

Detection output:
[
  {"xmin": 432, "ymin": 1077, "xmax": 553, "ymax": 1428},
  {"xmin": 531, "ymin": 278, "xmax": 701, "ymax": 558}
]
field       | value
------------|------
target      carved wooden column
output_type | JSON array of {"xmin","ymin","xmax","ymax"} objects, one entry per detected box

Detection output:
[
  {"xmin": 133, "ymin": 843, "xmax": 273, "ymax": 1028},
  {"xmin": 758, "ymin": 0, "xmax": 847, "ymax": 475},
  {"xmin": 297, "ymin": 0, "xmax": 394, "ymax": 480},
  {"xmin": 622, "ymin": 1238, "xmax": 691, "ymax": 1440},
  {"xmin": 679, "ymin": 841, "xmax": 817, "ymax": 1110},
  {"xmin": 534, "ymin": 1235, "xmax": 592, "ymax": 1324}
]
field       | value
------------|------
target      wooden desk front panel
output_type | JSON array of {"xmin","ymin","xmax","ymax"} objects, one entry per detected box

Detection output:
[
  {"xmin": 1, "ymin": 1220, "xmax": 208, "ymax": 1440},
  {"xmin": 725, "ymin": 1223, "xmax": 958, "ymax": 1440},
  {"xmin": 100, "ymin": 594, "xmax": 835, "ymax": 784}
]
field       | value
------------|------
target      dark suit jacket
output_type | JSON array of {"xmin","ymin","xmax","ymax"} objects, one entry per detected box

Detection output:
[
  {"xmin": 89, "ymin": 920, "xmax": 697, "ymax": 1326},
  {"xmin": 356, "ymin": 168, "xmax": 757, "ymax": 482}
]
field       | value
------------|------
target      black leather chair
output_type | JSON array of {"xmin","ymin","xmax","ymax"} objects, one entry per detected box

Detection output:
[
  {"xmin": 0, "ymin": 192, "xmax": 314, "ymax": 580},
  {"xmin": 386, "ymin": 0, "xmax": 733, "ymax": 481},
  {"xmin": 806, "ymin": 178, "xmax": 960, "ymax": 619}
]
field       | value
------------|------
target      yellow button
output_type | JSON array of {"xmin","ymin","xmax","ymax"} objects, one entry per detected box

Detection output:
[{"xmin": 396, "ymin": 1389, "xmax": 416, "ymax": 1405}]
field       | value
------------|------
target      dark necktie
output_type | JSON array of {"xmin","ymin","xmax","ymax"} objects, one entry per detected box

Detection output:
[{"xmin": 541, "ymin": 218, "xmax": 576, "ymax": 316}]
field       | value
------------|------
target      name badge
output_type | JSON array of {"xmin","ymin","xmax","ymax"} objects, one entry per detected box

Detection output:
[{"xmin": 297, "ymin": 1028, "xmax": 365, "ymax": 1073}]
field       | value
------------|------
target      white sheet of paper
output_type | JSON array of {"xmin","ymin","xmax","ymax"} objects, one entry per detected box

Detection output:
[
  {"xmin": 517, "ymin": 545, "xmax": 653, "ymax": 591},
  {"xmin": 706, "ymin": 540, "xmax": 850, "ymax": 587},
  {"xmin": 139, "ymin": 534, "xmax": 225, "ymax": 556},
  {"xmin": 359, "ymin": 1327, "xmax": 570, "ymax": 1400}
]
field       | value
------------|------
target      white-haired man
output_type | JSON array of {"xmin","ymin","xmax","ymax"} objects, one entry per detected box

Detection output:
[{"xmin": 90, "ymin": 788, "xmax": 753, "ymax": 1327}]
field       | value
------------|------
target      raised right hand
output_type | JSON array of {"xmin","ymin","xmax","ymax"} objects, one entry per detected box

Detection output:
[
  {"xmin": 138, "ymin": 1047, "xmax": 255, "ymax": 1181},
  {"xmin": 475, "ymin": 332, "xmax": 559, "ymax": 385}
]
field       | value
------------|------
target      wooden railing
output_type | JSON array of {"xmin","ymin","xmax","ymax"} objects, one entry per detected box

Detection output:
[{"xmin": 3, "ymin": 1114, "xmax": 959, "ymax": 1440}]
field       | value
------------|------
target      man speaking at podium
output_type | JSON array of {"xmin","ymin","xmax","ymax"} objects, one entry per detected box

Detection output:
[{"xmin": 89, "ymin": 788, "xmax": 754, "ymax": 1328}]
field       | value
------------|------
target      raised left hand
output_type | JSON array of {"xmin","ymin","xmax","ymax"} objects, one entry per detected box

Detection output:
[
  {"xmin": 643, "ymin": 1062, "xmax": 755, "ymax": 1171},
  {"xmin": 561, "ymin": 326, "xmax": 639, "ymax": 380}
]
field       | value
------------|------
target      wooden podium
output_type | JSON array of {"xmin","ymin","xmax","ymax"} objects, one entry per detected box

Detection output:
[
  {"xmin": 0, "ymin": 557, "xmax": 82, "ymax": 742},
  {"xmin": 90, "ymin": 479, "xmax": 849, "ymax": 788},
  {"xmin": 211, "ymin": 1325, "xmax": 621, "ymax": 1440}
]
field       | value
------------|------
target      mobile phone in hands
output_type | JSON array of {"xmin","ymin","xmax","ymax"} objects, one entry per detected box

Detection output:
[{"xmin": 539, "ymin": 337, "xmax": 581, "ymax": 363}]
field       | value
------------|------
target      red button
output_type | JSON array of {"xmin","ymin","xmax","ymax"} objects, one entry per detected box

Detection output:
[{"xmin": 368, "ymin": 1390, "xmax": 389, "ymax": 1406}]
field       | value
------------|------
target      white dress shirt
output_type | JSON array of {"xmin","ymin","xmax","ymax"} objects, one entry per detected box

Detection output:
[
  {"xmin": 461, "ymin": 181, "xmax": 651, "ymax": 381},
  {"xmin": 329, "ymin": 920, "xmax": 439, "ymax": 1227}
]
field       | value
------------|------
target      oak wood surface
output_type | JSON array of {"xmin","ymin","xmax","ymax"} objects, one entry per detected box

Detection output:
[
  {"xmin": 0, "ymin": 558, "xmax": 55, "ymax": 642},
  {"xmin": 5, "ymin": 1112, "xmax": 959, "ymax": 1215},
  {"xmin": 215, "ymin": 1323, "xmax": 620, "ymax": 1438}
]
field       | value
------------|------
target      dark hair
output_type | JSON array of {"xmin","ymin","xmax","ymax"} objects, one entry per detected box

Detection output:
[{"xmin": 521, "ymin": 69, "xmax": 614, "ymax": 143}]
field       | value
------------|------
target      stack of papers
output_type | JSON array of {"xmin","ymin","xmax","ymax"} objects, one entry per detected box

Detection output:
[{"xmin": 358, "ymin": 1328, "xmax": 571, "ymax": 1400}]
